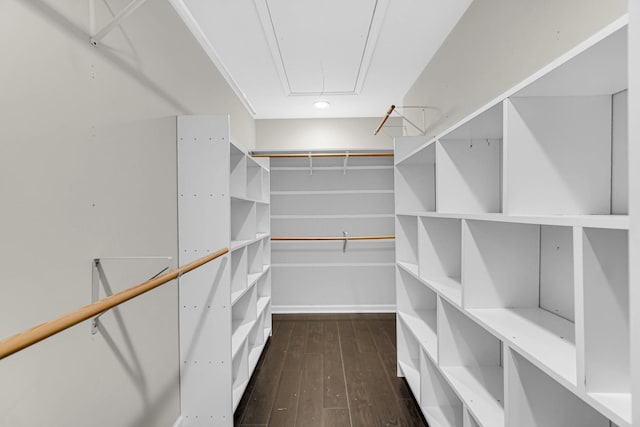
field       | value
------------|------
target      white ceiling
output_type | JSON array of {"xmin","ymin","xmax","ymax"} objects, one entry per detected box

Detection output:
[{"xmin": 170, "ymin": 0, "xmax": 472, "ymax": 119}]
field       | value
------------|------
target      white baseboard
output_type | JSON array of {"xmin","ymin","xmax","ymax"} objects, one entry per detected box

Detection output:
[
  {"xmin": 272, "ymin": 304, "xmax": 395, "ymax": 314},
  {"xmin": 171, "ymin": 415, "xmax": 183, "ymax": 427}
]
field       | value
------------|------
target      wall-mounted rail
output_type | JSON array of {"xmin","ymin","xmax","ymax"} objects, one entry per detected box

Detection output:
[{"xmin": 0, "ymin": 247, "xmax": 229, "ymax": 360}]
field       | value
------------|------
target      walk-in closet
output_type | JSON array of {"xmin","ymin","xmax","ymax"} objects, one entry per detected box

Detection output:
[{"xmin": 0, "ymin": 1, "xmax": 637, "ymax": 426}]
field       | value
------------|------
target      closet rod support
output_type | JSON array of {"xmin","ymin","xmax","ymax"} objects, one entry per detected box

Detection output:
[
  {"xmin": 374, "ymin": 105, "xmax": 438, "ymax": 136},
  {"xmin": 90, "ymin": 0, "xmax": 150, "ymax": 46}
]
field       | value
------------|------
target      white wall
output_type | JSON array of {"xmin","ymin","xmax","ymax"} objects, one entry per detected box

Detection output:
[
  {"xmin": 255, "ymin": 117, "xmax": 402, "ymax": 151},
  {"xmin": 403, "ymin": 0, "xmax": 627, "ymax": 137},
  {"xmin": 0, "ymin": 1, "xmax": 253, "ymax": 426}
]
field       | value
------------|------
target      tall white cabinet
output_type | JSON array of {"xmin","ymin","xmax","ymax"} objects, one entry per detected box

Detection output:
[
  {"xmin": 177, "ymin": 115, "xmax": 271, "ymax": 425},
  {"xmin": 395, "ymin": 17, "xmax": 631, "ymax": 427}
]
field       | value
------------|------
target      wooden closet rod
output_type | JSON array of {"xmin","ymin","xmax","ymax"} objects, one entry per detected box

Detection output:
[
  {"xmin": 272, "ymin": 235, "xmax": 395, "ymax": 241},
  {"xmin": 251, "ymin": 152, "xmax": 393, "ymax": 158},
  {"xmin": 0, "ymin": 247, "xmax": 229, "ymax": 360},
  {"xmin": 374, "ymin": 104, "xmax": 396, "ymax": 135}
]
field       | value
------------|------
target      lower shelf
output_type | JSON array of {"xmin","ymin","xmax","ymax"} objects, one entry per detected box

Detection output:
[
  {"xmin": 399, "ymin": 359, "xmax": 421, "ymax": 402},
  {"xmin": 233, "ymin": 380, "xmax": 249, "ymax": 411},
  {"xmin": 468, "ymin": 307, "xmax": 577, "ymax": 388},
  {"xmin": 441, "ymin": 366, "xmax": 504, "ymax": 427},
  {"xmin": 232, "ymin": 321, "xmax": 255, "ymax": 358},
  {"xmin": 249, "ymin": 344, "xmax": 263, "ymax": 372},
  {"xmin": 397, "ymin": 261, "xmax": 461, "ymax": 307},
  {"xmin": 423, "ymin": 405, "xmax": 464, "ymax": 427},
  {"xmin": 587, "ymin": 392, "xmax": 632, "ymax": 426},
  {"xmin": 398, "ymin": 311, "xmax": 437, "ymax": 361},
  {"xmin": 422, "ymin": 275, "xmax": 462, "ymax": 307}
]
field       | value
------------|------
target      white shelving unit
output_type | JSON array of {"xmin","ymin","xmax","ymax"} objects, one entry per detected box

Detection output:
[
  {"xmin": 395, "ymin": 17, "xmax": 631, "ymax": 427},
  {"xmin": 177, "ymin": 116, "xmax": 271, "ymax": 424},
  {"xmin": 228, "ymin": 141, "xmax": 272, "ymax": 411},
  {"xmin": 270, "ymin": 154, "xmax": 395, "ymax": 312}
]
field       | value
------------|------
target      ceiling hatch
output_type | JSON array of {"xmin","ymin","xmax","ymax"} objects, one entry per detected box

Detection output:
[{"xmin": 255, "ymin": 0, "xmax": 388, "ymax": 96}]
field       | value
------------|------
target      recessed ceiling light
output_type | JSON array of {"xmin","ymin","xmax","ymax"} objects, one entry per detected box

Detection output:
[{"xmin": 313, "ymin": 100, "xmax": 330, "ymax": 109}]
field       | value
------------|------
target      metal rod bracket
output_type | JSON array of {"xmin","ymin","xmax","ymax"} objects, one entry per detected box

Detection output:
[
  {"xmin": 343, "ymin": 151, "xmax": 349, "ymax": 175},
  {"xmin": 90, "ymin": 256, "xmax": 172, "ymax": 335},
  {"xmin": 90, "ymin": 0, "xmax": 150, "ymax": 46}
]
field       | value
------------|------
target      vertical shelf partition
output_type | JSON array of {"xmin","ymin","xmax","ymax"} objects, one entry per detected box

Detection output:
[
  {"xmin": 177, "ymin": 116, "xmax": 271, "ymax": 424},
  {"xmin": 394, "ymin": 18, "xmax": 630, "ymax": 427}
]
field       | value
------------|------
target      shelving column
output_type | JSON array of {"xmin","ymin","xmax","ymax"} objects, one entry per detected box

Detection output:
[{"xmin": 229, "ymin": 141, "xmax": 272, "ymax": 411}]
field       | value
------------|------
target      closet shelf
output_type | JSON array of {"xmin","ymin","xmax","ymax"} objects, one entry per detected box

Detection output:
[
  {"xmin": 441, "ymin": 366, "xmax": 505, "ymax": 427},
  {"xmin": 398, "ymin": 359, "xmax": 421, "ymax": 401},
  {"xmin": 231, "ymin": 320, "xmax": 256, "ymax": 358},
  {"xmin": 231, "ymin": 266, "xmax": 270, "ymax": 306},
  {"xmin": 468, "ymin": 308, "xmax": 577, "ymax": 388},
  {"xmin": 272, "ymin": 262, "xmax": 395, "ymax": 268},
  {"xmin": 271, "ymin": 214, "xmax": 394, "ymax": 220},
  {"xmin": 396, "ymin": 262, "xmax": 462, "ymax": 308},
  {"xmin": 249, "ymin": 344, "xmax": 264, "ymax": 372},
  {"xmin": 394, "ymin": 140, "xmax": 437, "ymax": 166},
  {"xmin": 257, "ymin": 296, "xmax": 271, "ymax": 317},
  {"xmin": 586, "ymin": 392, "xmax": 631, "ymax": 426},
  {"xmin": 422, "ymin": 405, "xmax": 464, "ymax": 427},
  {"xmin": 271, "ymin": 189, "xmax": 394, "ymax": 195},
  {"xmin": 270, "ymin": 165, "xmax": 393, "ymax": 171},
  {"xmin": 231, "ymin": 194, "xmax": 268, "ymax": 204},
  {"xmin": 421, "ymin": 276, "xmax": 462, "ymax": 308},
  {"xmin": 233, "ymin": 380, "xmax": 249, "ymax": 411},
  {"xmin": 230, "ymin": 233, "xmax": 271, "ymax": 252},
  {"xmin": 398, "ymin": 312, "xmax": 437, "ymax": 361},
  {"xmin": 416, "ymin": 211, "xmax": 629, "ymax": 229}
]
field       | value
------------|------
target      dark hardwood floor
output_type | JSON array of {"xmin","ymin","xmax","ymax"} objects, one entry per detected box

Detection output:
[{"xmin": 234, "ymin": 314, "xmax": 428, "ymax": 427}]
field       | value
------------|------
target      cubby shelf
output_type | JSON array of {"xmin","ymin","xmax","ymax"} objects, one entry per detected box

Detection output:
[
  {"xmin": 394, "ymin": 16, "xmax": 630, "ymax": 427},
  {"xmin": 441, "ymin": 366, "xmax": 504, "ymax": 427},
  {"xmin": 421, "ymin": 348, "xmax": 464, "ymax": 427},
  {"xmin": 397, "ymin": 261, "xmax": 462, "ymax": 308},
  {"xmin": 469, "ymin": 308, "xmax": 576, "ymax": 387},
  {"xmin": 398, "ymin": 312, "xmax": 437, "ymax": 363},
  {"xmin": 231, "ymin": 266, "xmax": 270, "ymax": 306}
]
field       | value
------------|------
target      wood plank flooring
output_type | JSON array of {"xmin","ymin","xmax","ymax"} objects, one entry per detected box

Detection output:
[{"xmin": 234, "ymin": 314, "xmax": 428, "ymax": 427}]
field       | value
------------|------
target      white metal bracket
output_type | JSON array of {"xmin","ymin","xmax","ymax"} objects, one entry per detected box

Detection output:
[
  {"xmin": 343, "ymin": 151, "xmax": 349, "ymax": 175},
  {"xmin": 90, "ymin": 256, "xmax": 171, "ymax": 334},
  {"xmin": 90, "ymin": 0, "xmax": 150, "ymax": 46},
  {"xmin": 342, "ymin": 231, "xmax": 349, "ymax": 253},
  {"xmin": 374, "ymin": 105, "xmax": 441, "ymax": 136},
  {"xmin": 309, "ymin": 152, "xmax": 313, "ymax": 175},
  {"xmin": 393, "ymin": 106, "xmax": 441, "ymax": 136}
]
